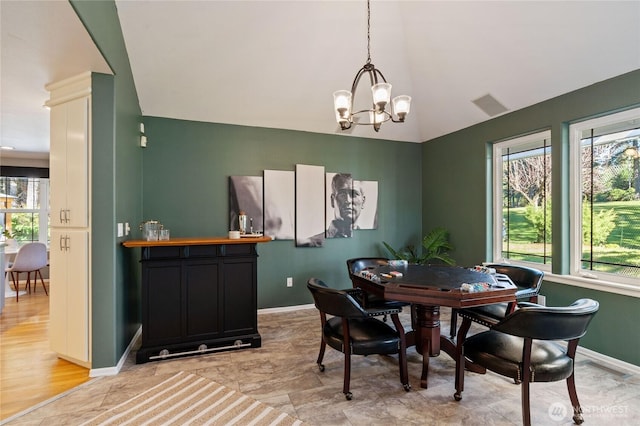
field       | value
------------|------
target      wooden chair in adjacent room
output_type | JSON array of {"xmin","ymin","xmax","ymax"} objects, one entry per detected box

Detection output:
[
  {"xmin": 5, "ymin": 242, "xmax": 49, "ymax": 302},
  {"xmin": 453, "ymin": 298, "xmax": 599, "ymax": 426},
  {"xmin": 307, "ymin": 278, "xmax": 410, "ymax": 400}
]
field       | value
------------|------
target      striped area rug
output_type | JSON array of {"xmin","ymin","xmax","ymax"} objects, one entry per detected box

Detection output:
[{"xmin": 82, "ymin": 371, "xmax": 304, "ymax": 426}]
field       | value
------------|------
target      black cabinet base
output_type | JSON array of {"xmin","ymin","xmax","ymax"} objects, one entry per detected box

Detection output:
[{"xmin": 136, "ymin": 333, "xmax": 261, "ymax": 364}]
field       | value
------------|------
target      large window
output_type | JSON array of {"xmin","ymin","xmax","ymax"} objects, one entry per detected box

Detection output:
[
  {"xmin": 493, "ymin": 131, "xmax": 552, "ymax": 268},
  {"xmin": 0, "ymin": 176, "xmax": 49, "ymax": 244},
  {"xmin": 570, "ymin": 108, "xmax": 640, "ymax": 284}
]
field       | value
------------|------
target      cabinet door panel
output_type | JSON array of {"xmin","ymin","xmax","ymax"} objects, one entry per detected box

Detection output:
[
  {"xmin": 49, "ymin": 230, "xmax": 89, "ymax": 362},
  {"xmin": 49, "ymin": 230, "xmax": 68, "ymax": 354},
  {"xmin": 49, "ymin": 106, "xmax": 68, "ymax": 227},
  {"xmin": 185, "ymin": 262, "xmax": 220, "ymax": 337},
  {"xmin": 144, "ymin": 263, "xmax": 182, "ymax": 345},
  {"xmin": 223, "ymin": 260, "xmax": 256, "ymax": 333},
  {"xmin": 65, "ymin": 97, "xmax": 89, "ymax": 228},
  {"xmin": 66, "ymin": 231, "xmax": 89, "ymax": 361}
]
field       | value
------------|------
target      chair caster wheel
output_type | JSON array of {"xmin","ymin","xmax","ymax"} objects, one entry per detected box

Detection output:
[
  {"xmin": 454, "ymin": 392, "xmax": 462, "ymax": 401},
  {"xmin": 345, "ymin": 392, "xmax": 353, "ymax": 400},
  {"xmin": 318, "ymin": 364, "xmax": 325, "ymax": 372},
  {"xmin": 403, "ymin": 384, "xmax": 411, "ymax": 392},
  {"xmin": 573, "ymin": 414, "xmax": 584, "ymax": 424}
]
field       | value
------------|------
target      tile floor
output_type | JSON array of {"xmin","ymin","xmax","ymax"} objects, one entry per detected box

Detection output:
[{"xmin": 4, "ymin": 307, "xmax": 639, "ymax": 425}]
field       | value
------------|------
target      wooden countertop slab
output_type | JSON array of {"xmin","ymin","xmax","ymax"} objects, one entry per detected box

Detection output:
[{"xmin": 122, "ymin": 236, "xmax": 272, "ymax": 248}]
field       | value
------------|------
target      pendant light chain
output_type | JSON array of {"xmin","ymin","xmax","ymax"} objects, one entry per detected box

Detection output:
[{"xmin": 366, "ymin": 0, "xmax": 371, "ymax": 64}]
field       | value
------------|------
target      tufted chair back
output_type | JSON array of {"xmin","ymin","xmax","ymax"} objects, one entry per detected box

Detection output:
[
  {"xmin": 492, "ymin": 298, "xmax": 598, "ymax": 341},
  {"xmin": 307, "ymin": 278, "xmax": 369, "ymax": 319}
]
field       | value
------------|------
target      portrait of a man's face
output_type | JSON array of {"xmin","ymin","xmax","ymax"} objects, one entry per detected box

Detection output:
[
  {"xmin": 323, "ymin": 173, "xmax": 360, "ymax": 238},
  {"xmin": 331, "ymin": 174, "xmax": 365, "ymax": 224},
  {"xmin": 325, "ymin": 173, "xmax": 378, "ymax": 237}
]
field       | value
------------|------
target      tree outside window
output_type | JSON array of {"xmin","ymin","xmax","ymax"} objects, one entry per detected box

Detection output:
[
  {"xmin": 494, "ymin": 131, "xmax": 552, "ymax": 266},
  {"xmin": 0, "ymin": 176, "xmax": 48, "ymax": 244}
]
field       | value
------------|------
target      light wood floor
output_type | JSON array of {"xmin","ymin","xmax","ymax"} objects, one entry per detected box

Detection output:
[{"xmin": 0, "ymin": 280, "xmax": 90, "ymax": 421}]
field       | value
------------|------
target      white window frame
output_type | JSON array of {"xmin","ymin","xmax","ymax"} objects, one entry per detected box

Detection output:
[
  {"xmin": 0, "ymin": 177, "xmax": 50, "ymax": 245},
  {"xmin": 492, "ymin": 130, "xmax": 552, "ymax": 273},
  {"xmin": 569, "ymin": 107, "xmax": 640, "ymax": 290}
]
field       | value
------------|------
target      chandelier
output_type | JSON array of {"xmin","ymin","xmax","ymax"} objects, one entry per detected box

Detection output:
[{"xmin": 333, "ymin": 0, "xmax": 411, "ymax": 132}]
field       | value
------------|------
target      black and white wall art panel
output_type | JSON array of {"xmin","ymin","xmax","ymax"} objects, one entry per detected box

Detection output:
[
  {"xmin": 229, "ymin": 175, "xmax": 263, "ymax": 233},
  {"xmin": 264, "ymin": 169, "xmax": 295, "ymax": 240},
  {"xmin": 295, "ymin": 164, "xmax": 325, "ymax": 247},
  {"xmin": 325, "ymin": 172, "xmax": 353, "ymax": 239},
  {"xmin": 356, "ymin": 180, "xmax": 378, "ymax": 230}
]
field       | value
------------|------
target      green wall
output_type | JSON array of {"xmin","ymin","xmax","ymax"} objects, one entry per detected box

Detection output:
[
  {"xmin": 141, "ymin": 118, "xmax": 423, "ymax": 307},
  {"xmin": 421, "ymin": 69, "xmax": 640, "ymax": 366},
  {"xmin": 72, "ymin": 0, "xmax": 143, "ymax": 369}
]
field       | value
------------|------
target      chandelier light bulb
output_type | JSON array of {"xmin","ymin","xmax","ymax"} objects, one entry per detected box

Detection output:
[
  {"xmin": 372, "ymin": 83, "xmax": 391, "ymax": 112},
  {"xmin": 333, "ymin": 90, "xmax": 352, "ymax": 122},
  {"xmin": 392, "ymin": 95, "xmax": 412, "ymax": 121}
]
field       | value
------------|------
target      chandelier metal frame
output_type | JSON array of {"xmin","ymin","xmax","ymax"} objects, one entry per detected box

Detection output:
[{"xmin": 333, "ymin": 0, "xmax": 411, "ymax": 132}]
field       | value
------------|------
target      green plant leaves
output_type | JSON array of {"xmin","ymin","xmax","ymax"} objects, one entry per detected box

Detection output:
[{"xmin": 383, "ymin": 226, "xmax": 455, "ymax": 265}]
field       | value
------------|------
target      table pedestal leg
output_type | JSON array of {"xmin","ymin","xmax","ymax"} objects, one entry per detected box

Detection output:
[{"xmin": 414, "ymin": 304, "xmax": 440, "ymax": 388}]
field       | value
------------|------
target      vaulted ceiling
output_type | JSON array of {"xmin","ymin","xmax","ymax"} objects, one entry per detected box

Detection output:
[{"xmin": 2, "ymin": 1, "xmax": 639, "ymax": 159}]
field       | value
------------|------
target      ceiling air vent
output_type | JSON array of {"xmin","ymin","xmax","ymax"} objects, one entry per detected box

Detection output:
[{"xmin": 472, "ymin": 94, "xmax": 509, "ymax": 117}]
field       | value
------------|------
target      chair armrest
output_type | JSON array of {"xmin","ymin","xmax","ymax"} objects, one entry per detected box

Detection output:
[
  {"xmin": 515, "ymin": 287, "xmax": 539, "ymax": 299},
  {"xmin": 516, "ymin": 301, "xmax": 545, "ymax": 309}
]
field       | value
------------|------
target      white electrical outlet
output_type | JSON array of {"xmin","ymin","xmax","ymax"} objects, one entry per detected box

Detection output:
[
  {"xmin": 537, "ymin": 295, "xmax": 546, "ymax": 306},
  {"xmin": 286, "ymin": 277, "xmax": 293, "ymax": 287}
]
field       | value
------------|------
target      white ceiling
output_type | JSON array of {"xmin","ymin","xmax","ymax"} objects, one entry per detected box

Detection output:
[
  {"xmin": 0, "ymin": 0, "xmax": 112, "ymax": 161},
  {"xmin": 2, "ymin": 1, "xmax": 639, "ymax": 159}
]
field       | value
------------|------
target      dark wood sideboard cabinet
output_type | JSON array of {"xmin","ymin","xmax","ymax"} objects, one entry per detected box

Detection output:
[{"xmin": 123, "ymin": 237, "xmax": 271, "ymax": 363}]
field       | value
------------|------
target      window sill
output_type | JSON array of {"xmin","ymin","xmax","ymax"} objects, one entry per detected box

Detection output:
[{"xmin": 544, "ymin": 272, "xmax": 640, "ymax": 299}]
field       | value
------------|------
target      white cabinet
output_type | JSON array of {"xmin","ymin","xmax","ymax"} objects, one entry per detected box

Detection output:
[
  {"xmin": 50, "ymin": 96, "xmax": 89, "ymax": 228},
  {"xmin": 49, "ymin": 230, "xmax": 90, "ymax": 363},
  {"xmin": 46, "ymin": 72, "xmax": 92, "ymax": 367}
]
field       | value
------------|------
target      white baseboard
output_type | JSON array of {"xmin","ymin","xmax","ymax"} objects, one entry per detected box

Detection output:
[
  {"xmin": 258, "ymin": 303, "xmax": 315, "ymax": 314},
  {"xmin": 89, "ymin": 326, "xmax": 142, "ymax": 377},
  {"xmin": 576, "ymin": 345, "xmax": 640, "ymax": 375}
]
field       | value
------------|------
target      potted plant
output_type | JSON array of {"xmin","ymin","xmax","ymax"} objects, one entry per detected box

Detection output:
[
  {"xmin": 383, "ymin": 226, "xmax": 455, "ymax": 265},
  {"xmin": 2, "ymin": 228, "xmax": 17, "ymax": 247}
]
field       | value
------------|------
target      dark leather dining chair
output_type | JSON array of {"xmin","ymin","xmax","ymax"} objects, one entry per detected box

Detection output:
[
  {"xmin": 454, "ymin": 298, "xmax": 599, "ymax": 426},
  {"xmin": 307, "ymin": 278, "xmax": 410, "ymax": 400},
  {"xmin": 449, "ymin": 264, "xmax": 544, "ymax": 339},
  {"xmin": 346, "ymin": 257, "xmax": 411, "ymax": 323}
]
